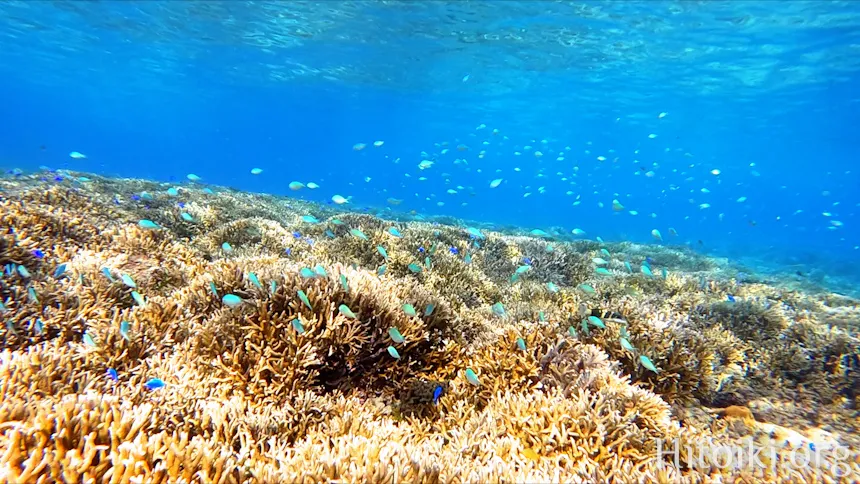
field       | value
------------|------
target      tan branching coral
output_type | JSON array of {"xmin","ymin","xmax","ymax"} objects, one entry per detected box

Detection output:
[
  {"xmin": 0, "ymin": 173, "xmax": 858, "ymax": 483},
  {"xmin": 193, "ymin": 262, "xmax": 459, "ymax": 407},
  {"xmin": 0, "ymin": 391, "xmax": 245, "ymax": 483}
]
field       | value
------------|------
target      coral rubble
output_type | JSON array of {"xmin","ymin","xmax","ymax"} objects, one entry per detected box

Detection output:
[{"xmin": 0, "ymin": 173, "xmax": 859, "ymax": 483}]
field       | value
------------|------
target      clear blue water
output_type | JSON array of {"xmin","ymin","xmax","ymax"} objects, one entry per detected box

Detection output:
[{"xmin": 2, "ymin": 1, "xmax": 859, "ymax": 294}]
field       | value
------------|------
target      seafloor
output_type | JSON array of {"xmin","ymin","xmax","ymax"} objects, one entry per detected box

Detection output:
[{"xmin": 1, "ymin": 173, "xmax": 859, "ymax": 483}]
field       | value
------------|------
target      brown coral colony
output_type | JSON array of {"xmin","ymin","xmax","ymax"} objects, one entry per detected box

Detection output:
[{"xmin": 0, "ymin": 177, "xmax": 858, "ymax": 483}]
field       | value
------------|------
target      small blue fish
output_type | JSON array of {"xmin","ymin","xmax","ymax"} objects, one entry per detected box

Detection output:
[
  {"xmin": 388, "ymin": 327, "xmax": 405, "ymax": 343},
  {"xmin": 107, "ymin": 368, "xmax": 118, "ymax": 381},
  {"xmin": 387, "ymin": 345, "xmax": 401, "ymax": 360},
  {"xmin": 349, "ymin": 229, "xmax": 368, "ymax": 240},
  {"xmin": 120, "ymin": 274, "xmax": 136, "ymax": 288},
  {"xmin": 53, "ymin": 263, "xmax": 67, "ymax": 278},
  {"xmin": 285, "ymin": 248, "xmax": 292, "ymax": 256},
  {"xmin": 248, "ymin": 272, "xmax": 263, "ymax": 289},
  {"xmin": 339, "ymin": 304, "xmax": 357, "ymax": 319},
  {"xmin": 418, "ymin": 247, "xmax": 425, "ymax": 253},
  {"xmin": 449, "ymin": 247, "xmax": 459, "ymax": 255},
  {"xmin": 101, "ymin": 267, "xmax": 115, "ymax": 282},
  {"xmin": 292, "ymin": 231, "xmax": 302, "ymax": 238},
  {"xmin": 138, "ymin": 219, "xmax": 160, "ymax": 230},
  {"xmin": 587, "ymin": 315, "xmax": 606, "ymax": 329},
  {"xmin": 297, "ymin": 290, "xmax": 312, "ymax": 310},
  {"xmin": 639, "ymin": 355, "xmax": 659, "ymax": 373},
  {"xmin": 491, "ymin": 302, "xmax": 506, "ymax": 317},
  {"xmin": 300, "ymin": 268, "xmax": 316, "ymax": 279},
  {"xmin": 32, "ymin": 249, "xmax": 45, "ymax": 259},
  {"xmin": 727, "ymin": 295, "xmax": 736, "ymax": 303},
  {"xmin": 433, "ymin": 385, "xmax": 444, "ymax": 404},
  {"xmin": 465, "ymin": 368, "xmax": 480, "ymax": 386},
  {"xmin": 222, "ymin": 294, "xmax": 242, "ymax": 307},
  {"xmin": 522, "ymin": 257, "xmax": 532, "ymax": 266},
  {"xmin": 144, "ymin": 378, "xmax": 165, "ymax": 391},
  {"xmin": 120, "ymin": 320, "xmax": 130, "ymax": 340}
]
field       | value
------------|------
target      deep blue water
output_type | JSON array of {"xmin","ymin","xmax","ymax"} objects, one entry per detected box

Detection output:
[{"xmin": 1, "ymin": 1, "xmax": 859, "ymax": 294}]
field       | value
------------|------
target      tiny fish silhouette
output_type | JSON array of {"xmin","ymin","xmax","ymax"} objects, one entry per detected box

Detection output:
[
  {"xmin": 433, "ymin": 385, "xmax": 444, "ymax": 404},
  {"xmin": 53, "ymin": 263, "xmax": 67, "ymax": 278},
  {"xmin": 144, "ymin": 378, "xmax": 165, "ymax": 391}
]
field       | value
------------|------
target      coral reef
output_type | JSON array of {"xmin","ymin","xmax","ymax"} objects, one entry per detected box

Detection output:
[{"xmin": 0, "ymin": 172, "xmax": 859, "ymax": 482}]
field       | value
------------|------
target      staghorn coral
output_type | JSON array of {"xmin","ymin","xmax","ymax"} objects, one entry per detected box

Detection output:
[
  {"xmin": 0, "ymin": 391, "xmax": 245, "ymax": 483},
  {"xmin": 0, "ymin": 172, "xmax": 858, "ymax": 483}
]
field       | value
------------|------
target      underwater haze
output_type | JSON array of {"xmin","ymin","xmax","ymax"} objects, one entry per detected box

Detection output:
[{"xmin": 2, "ymin": 0, "xmax": 859, "ymax": 296}]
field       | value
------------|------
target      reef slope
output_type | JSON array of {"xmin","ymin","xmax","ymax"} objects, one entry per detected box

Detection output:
[{"xmin": 1, "ymin": 174, "xmax": 859, "ymax": 483}]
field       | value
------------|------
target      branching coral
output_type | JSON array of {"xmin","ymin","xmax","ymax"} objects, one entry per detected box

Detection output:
[
  {"xmin": 0, "ymin": 391, "xmax": 245, "ymax": 483},
  {"xmin": 0, "ymin": 173, "xmax": 858, "ymax": 483},
  {"xmin": 194, "ymin": 262, "xmax": 458, "ymax": 407}
]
